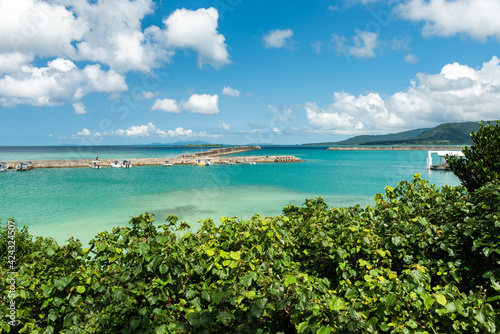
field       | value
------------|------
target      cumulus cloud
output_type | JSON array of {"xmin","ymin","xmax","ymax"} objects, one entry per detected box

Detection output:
[
  {"xmin": 151, "ymin": 98, "xmax": 180, "ymax": 113},
  {"xmin": 221, "ymin": 86, "xmax": 240, "ymax": 97},
  {"xmin": 306, "ymin": 56, "xmax": 500, "ymax": 134},
  {"xmin": 0, "ymin": 2, "xmax": 231, "ymax": 107},
  {"xmin": 163, "ymin": 7, "xmax": 230, "ymax": 69},
  {"xmin": 71, "ymin": 123, "xmax": 219, "ymax": 139},
  {"xmin": 181, "ymin": 94, "xmax": 220, "ymax": 115},
  {"xmin": 397, "ymin": 0, "xmax": 500, "ymax": 40},
  {"xmin": 263, "ymin": 29, "xmax": 294, "ymax": 49},
  {"xmin": 0, "ymin": 58, "xmax": 127, "ymax": 107},
  {"xmin": 220, "ymin": 123, "xmax": 230, "ymax": 131},
  {"xmin": 331, "ymin": 31, "xmax": 379, "ymax": 59},
  {"xmin": 73, "ymin": 102, "xmax": 86, "ymax": 114}
]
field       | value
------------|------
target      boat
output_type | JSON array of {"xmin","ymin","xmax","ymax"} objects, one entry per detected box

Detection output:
[
  {"xmin": 0, "ymin": 162, "xmax": 6, "ymax": 172},
  {"xmin": 205, "ymin": 159, "xmax": 214, "ymax": 166},
  {"xmin": 224, "ymin": 160, "xmax": 236, "ymax": 165},
  {"xmin": 110, "ymin": 161, "xmax": 121, "ymax": 168},
  {"xmin": 16, "ymin": 161, "xmax": 33, "ymax": 171},
  {"xmin": 161, "ymin": 160, "xmax": 172, "ymax": 167},
  {"xmin": 89, "ymin": 161, "xmax": 102, "ymax": 169},
  {"xmin": 194, "ymin": 159, "xmax": 206, "ymax": 166},
  {"xmin": 121, "ymin": 159, "xmax": 132, "ymax": 168},
  {"xmin": 241, "ymin": 159, "xmax": 256, "ymax": 165}
]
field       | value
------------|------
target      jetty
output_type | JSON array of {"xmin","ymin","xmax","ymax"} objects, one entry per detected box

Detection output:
[
  {"xmin": 426, "ymin": 150, "xmax": 464, "ymax": 170},
  {"xmin": 327, "ymin": 146, "xmax": 464, "ymax": 151},
  {"xmin": 2, "ymin": 146, "xmax": 302, "ymax": 169}
]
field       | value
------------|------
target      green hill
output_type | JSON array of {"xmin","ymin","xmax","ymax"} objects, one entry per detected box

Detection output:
[{"xmin": 304, "ymin": 121, "xmax": 486, "ymax": 146}]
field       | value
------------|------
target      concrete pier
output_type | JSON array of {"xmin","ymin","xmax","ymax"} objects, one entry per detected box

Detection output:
[
  {"xmin": 3, "ymin": 146, "xmax": 302, "ymax": 169},
  {"xmin": 327, "ymin": 146, "xmax": 464, "ymax": 151}
]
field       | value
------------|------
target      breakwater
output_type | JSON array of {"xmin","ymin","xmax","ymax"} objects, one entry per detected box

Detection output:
[
  {"xmin": 327, "ymin": 146, "xmax": 464, "ymax": 151},
  {"xmin": 3, "ymin": 146, "xmax": 302, "ymax": 169}
]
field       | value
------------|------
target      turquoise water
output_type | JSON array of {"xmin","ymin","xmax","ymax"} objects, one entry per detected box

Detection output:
[{"xmin": 0, "ymin": 146, "xmax": 460, "ymax": 244}]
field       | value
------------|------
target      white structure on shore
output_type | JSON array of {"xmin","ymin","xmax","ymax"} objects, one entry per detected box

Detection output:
[{"xmin": 427, "ymin": 150, "xmax": 464, "ymax": 170}]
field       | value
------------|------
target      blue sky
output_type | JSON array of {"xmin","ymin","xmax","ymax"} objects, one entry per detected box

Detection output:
[{"xmin": 1, "ymin": 0, "xmax": 499, "ymax": 145}]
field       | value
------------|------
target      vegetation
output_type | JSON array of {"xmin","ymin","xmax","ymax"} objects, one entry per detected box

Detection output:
[
  {"xmin": 1, "ymin": 173, "xmax": 499, "ymax": 333},
  {"xmin": 303, "ymin": 121, "xmax": 485, "ymax": 146},
  {"xmin": 447, "ymin": 121, "xmax": 500, "ymax": 192}
]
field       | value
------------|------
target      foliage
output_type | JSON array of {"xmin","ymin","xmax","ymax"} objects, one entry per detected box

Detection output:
[
  {"xmin": 1, "ymin": 174, "xmax": 500, "ymax": 333},
  {"xmin": 447, "ymin": 120, "xmax": 500, "ymax": 192}
]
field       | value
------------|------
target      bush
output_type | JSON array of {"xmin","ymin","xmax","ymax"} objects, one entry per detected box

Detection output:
[
  {"xmin": 447, "ymin": 120, "xmax": 500, "ymax": 192},
  {"xmin": 1, "ymin": 174, "xmax": 499, "ymax": 333}
]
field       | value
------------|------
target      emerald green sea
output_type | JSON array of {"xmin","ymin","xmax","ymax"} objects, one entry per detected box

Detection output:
[{"xmin": 0, "ymin": 146, "xmax": 461, "ymax": 244}]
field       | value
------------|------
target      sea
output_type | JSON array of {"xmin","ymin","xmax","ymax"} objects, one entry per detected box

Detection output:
[{"xmin": 0, "ymin": 145, "xmax": 461, "ymax": 244}]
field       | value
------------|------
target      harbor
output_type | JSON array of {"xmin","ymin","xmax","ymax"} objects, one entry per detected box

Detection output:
[{"xmin": 1, "ymin": 145, "xmax": 302, "ymax": 169}]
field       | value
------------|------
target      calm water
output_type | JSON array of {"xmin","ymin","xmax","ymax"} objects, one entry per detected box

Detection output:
[{"xmin": 0, "ymin": 146, "xmax": 460, "ymax": 244}]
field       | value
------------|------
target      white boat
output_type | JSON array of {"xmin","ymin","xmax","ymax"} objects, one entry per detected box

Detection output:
[
  {"xmin": 194, "ymin": 159, "xmax": 206, "ymax": 166},
  {"xmin": 121, "ymin": 159, "xmax": 132, "ymax": 168},
  {"xmin": 16, "ymin": 161, "xmax": 33, "ymax": 171},
  {"xmin": 0, "ymin": 162, "xmax": 6, "ymax": 172},
  {"xmin": 89, "ymin": 161, "xmax": 102, "ymax": 169},
  {"xmin": 161, "ymin": 160, "xmax": 172, "ymax": 167},
  {"xmin": 110, "ymin": 161, "xmax": 121, "ymax": 168},
  {"xmin": 224, "ymin": 160, "xmax": 236, "ymax": 165},
  {"xmin": 205, "ymin": 159, "xmax": 214, "ymax": 166},
  {"xmin": 241, "ymin": 159, "xmax": 256, "ymax": 165}
]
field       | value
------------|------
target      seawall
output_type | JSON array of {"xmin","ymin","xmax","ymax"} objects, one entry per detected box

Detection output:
[
  {"xmin": 3, "ymin": 146, "xmax": 302, "ymax": 169},
  {"xmin": 327, "ymin": 146, "xmax": 464, "ymax": 151}
]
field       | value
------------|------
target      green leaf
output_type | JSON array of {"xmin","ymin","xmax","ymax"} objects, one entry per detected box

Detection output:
[
  {"xmin": 328, "ymin": 297, "xmax": 345, "ymax": 311},
  {"xmin": 385, "ymin": 292, "xmax": 397, "ymax": 306},
  {"xmin": 229, "ymin": 251, "xmax": 241, "ymax": 260},
  {"xmin": 159, "ymin": 264, "xmax": 168, "ymax": 274},
  {"xmin": 206, "ymin": 249, "xmax": 215, "ymax": 256},
  {"xmin": 245, "ymin": 291, "xmax": 256, "ymax": 300},
  {"xmin": 46, "ymin": 247, "xmax": 55, "ymax": 256},
  {"xmin": 54, "ymin": 277, "xmax": 69, "ymax": 291},
  {"xmin": 284, "ymin": 275, "xmax": 296, "ymax": 287},
  {"xmin": 317, "ymin": 326, "xmax": 332, "ymax": 334},
  {"xmin": 379, "ymin": 323, "xmax": 390, "ymax": 331},
  {"xmin": 240, "ymin": 274, "xmax": 253, "ymax": 288},
  {"xmin": 76, "ymin": 286, "xmax": 86, "ymax": 294},
  {"xmin": 435, "ymin": 294, "xmax": 447, "ymax": 306},
  {"xmin": 297, "ymin": 321, "xmax": 309, "ymax": 333},
  {"xmin": 424, "ymin": 295, "xmax": 434, "ymax": 309},
  {"xmin": 406, "ymin": 319, "xmax": 418, "ymax": 329},
  {"xmin": 201, "ymin": 290, "xmax": 211, "ymax": 301}
]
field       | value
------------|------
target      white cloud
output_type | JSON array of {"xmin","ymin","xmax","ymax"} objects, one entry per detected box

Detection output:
[
  {"xmin": 142, "ymin": 91, "xmax": 156, "ymax": 99},
  {"xmin": 0, "ymin": 53, "xmax": 34, "ymax": 73},
  {"xmin": 73, "ymin": 102, "xmax": 86, "ymax": 114},
  {"xmin": 328, "ymin": 5, "xmax": 339, "ymax": 11},
  {"xmin": 397, "ymin": 0, "xmax": 500, "ymax": 40},
  {"xmin": 311, "ymin": 41, "xmax": 323, "ymax": 54},
  {"xmin": 349, "ymin": 31, "xmax": 379, "ymax": 58},
  {"xmin": 151, "ymin": 98, "xmax": 180, "ymax": 113},
  {"xmin": 263, "ymin": 29, "xmax": 294, "ymax": 49},
  {"xmin": 221, "ymin": 86, "xmax": 240, "ymax": 97},
  {"xmin": 0, "ymin": 58, "xmax": 127, "ymax": 107},
  {"xmin": 220, "ymin": 123, "xmax": 230, "ymax": 131},
  {"xmin": 163, "ymin": 7, "xmax": 230, "ymax": 69},
  {"xmin": 181, "ymin": 94, "xmax": 220, "ymax": 115},
  {"xmin": 71, "ymin": 123, "xmax": 219, "ymax": 139},
  {"xmin": 331, "ymin": 31, "xmax": 379, "ymax": 59},
  {"xmin": 0, "ymin": 2, "xmax": 231, "ymax": 108},
  {"xmin": 306, "ymin": 56, "xmax": 500, "ymax": 134},
  {"xmin": 405, "ymin": 54, "xmax": 419, "ymax": 63}
]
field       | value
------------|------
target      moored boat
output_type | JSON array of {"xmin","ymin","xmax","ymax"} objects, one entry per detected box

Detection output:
[
  {"xmin": 0, "ymin": 162, "xmax": 6, "ymax": 172},
  {"xmin": 161, "ymin": 160, "xmax": 172, "ymax": 167},
  {"xmin": 89, "ymin": 161, "xmax": 102, "ymax": 169},
  {"xmin": 16, "ymin": 161, "xmax": 33, "ymax": 171},
  {"xmin": 121, "ymin": 159, "xmax": 132, "ymax": 168},
  {"xmin": 110, "ymin": 161, "xmax": 121, "ymax": 168}
]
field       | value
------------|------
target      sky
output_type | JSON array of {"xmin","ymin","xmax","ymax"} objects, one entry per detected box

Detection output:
[{"xmin": 1, "ymin": 0, "xmax": 500, "ymax": 146}]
